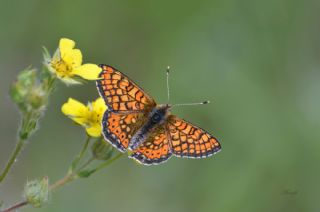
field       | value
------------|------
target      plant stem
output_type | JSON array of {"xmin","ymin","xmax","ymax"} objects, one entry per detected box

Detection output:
[
  {"xmin": 78, "ymin": 136, "xmax": 91, "ymax": 162},
  {"xmin": 49, "ymin": 174, "xmax": 77, "ymax": 191},
  {"xmin": 70, "ymin": 136, "xmax": 91, "ymax": 172},
  {"xmin": 77, "ymin": 157, "xmax": 95, "ymax": 172},
  {"xmin": 0, "ymin": 109, "xmax": 40, "ymax": 184},
  {"xmin": 90, "ymin": 153, "xmax": 123, "ymax": 173},
  {"xmin": 1, "ymin": 201, "xmax": 28, "ymax": 212},
  {"xmin": 0, "ymin": 152, "xmax": 123, "ymax": 212},
  {"xmin": 0, "ymin": 138, "xmax": 25, "ymax": 183}
]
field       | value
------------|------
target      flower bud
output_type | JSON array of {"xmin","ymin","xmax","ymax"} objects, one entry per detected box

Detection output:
[
  {"xmin": 10, "ymin": 69, "xmax": 37, "ymax": 111},
  {"xmin": 10, "ymin": 68, "xmax": 48, "ymax": 113},
  {"xmin": 28, "ymin": 87, "xmax": 46, "ymax": 110},
  {"xmin": 24, "ymin": 176, "xmax": 49, "ymax": 208},
  {"xmin": 91, "ymin": 139, "xmax": 113, "ymax": 161}
]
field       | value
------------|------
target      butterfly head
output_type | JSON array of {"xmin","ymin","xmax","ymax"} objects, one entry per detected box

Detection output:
[{"xmin": 149, "ymin": 104, "xmax": 171, "ymax": 124}]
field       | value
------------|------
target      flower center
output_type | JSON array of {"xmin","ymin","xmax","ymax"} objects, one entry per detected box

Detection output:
[
  {"xmin": 51, "ymin": 59, "xmax": 73, "ymax": 78},
  {"xmin": 87, "ymin": 110, "xmax": 102, "ymax": 127}
]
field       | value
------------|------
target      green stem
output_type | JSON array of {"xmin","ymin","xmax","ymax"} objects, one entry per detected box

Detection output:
[
  {"xmin": 51, "ymin": 157, "xmax": 95, "ymax": 191},
  {"xmin": 70, "ymin": 136, "xmax": 91, "ymax": 172},
  {"xmin": 0, "ymin": 111, "xmax": 38, "ymax": 184},
  {"xmin": 49, "ymin": 173, "xmax": 77, "ymax": 191},
  {"xmin": 77, "ymin": 157, "xmax": 95, "ymax": 172},
  {"xmin": 0, "ymin": 152, "xmax": 123, "ymax": 212},
  {"xmin": 90, "ymin": 153, "xmax": 123, "ymax": 174},
  {"xmin": 78, "ymin": 136, "xmax": 91, "ymax": 162},
  {"xmin": 0, "ymin": 138, "xmax": 25, "ymax": 183}
]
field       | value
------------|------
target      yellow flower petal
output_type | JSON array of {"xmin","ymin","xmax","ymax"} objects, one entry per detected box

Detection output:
[
  {"xmin": 86, "ymin": 124, "xmax": 102, "ymax": 137},
  {"xmin": 71, "ymin": 49, "xmax": 82, "ymax": 67},
  {"xmin": 61, "ymin": 49, "xmax": 82, "ymax": 68},
  {"xmin": 73, "ymin": 64, "xmax": 102, "ymax": 80},
  {"xmin": 51, "ymin": 38, "xmax": 100, "ymax": 83},
  {"xmin": 92, "ymin": 98, "xmax": 107, "ymax": 114},
  {"xmin": 93, "ymin": 97, "xmax": 105, "ymax": 107},
  {"xmin": 59, "ymin": 38, "xmax": 75, "ymax": 56},
  {"xmin": 61, "ymin": 98, "xmax": 89, "ymax": 125}
]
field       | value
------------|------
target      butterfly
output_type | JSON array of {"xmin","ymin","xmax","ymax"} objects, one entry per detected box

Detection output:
[{"xmin": 96, "ymin": 65, "xmax": 221, "ymax": 165}]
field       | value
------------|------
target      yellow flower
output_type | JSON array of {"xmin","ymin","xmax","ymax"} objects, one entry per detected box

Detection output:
[
  {"xmin": 49, "ymin": 38, "xmax": 102, "ymax": 84},
  {"xmin": 61, "ymin": 97, "xmax": 107, "ymax": 137}
]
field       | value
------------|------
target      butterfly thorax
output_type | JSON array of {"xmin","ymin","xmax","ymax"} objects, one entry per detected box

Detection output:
[{"xmin": 128, "ymin": 104, "xmax": 171, "ymax": 150}]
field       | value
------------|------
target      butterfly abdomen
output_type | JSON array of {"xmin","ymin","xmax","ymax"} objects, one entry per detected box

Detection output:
[{"xmin": 128, "ymin": 105, "xmax": 169, "ymax": 150}]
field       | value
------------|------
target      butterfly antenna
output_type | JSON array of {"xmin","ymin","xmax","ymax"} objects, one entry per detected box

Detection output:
[
  {"xmin": 166, "ymin": 66, "xmax": 170, "ymax": 104},
  {"xmin": 172, "ymin": 100, "xmax": 210, "ymax": 107}
]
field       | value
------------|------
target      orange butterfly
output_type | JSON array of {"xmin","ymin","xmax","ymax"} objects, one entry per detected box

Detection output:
[{"xmin": 96, "ymin": 65, "xmax": 221, "ymax": 165}]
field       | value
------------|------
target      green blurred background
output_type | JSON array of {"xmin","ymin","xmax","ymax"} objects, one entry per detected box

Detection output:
[{"xmin": 1, "ymin": 0, "xmax": 320, "ymax": 211}]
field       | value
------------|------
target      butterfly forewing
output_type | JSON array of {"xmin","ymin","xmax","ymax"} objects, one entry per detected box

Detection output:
[
  {"xmin": 167, "ymin": 115, "xmax": 221, "ymax": 158},
  {"xmin": 97, "ymin": 65, "xmax": 156, "ymax": 112}
]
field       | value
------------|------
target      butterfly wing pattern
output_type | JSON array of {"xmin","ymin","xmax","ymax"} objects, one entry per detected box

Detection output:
[
  {"xmin": 97, "ymin": 65, "xmax": 156, "ymax": 112},
  {"xmin": 167, "ymin": 115, "xmax": 221, "ymax": 158},
  {"xmin": 97, "ymin": 64, "xmax": 221, "ymax": 165},
  {"xmin": 97, "ymin": 65, "xmax": 155, "ymax": 152},
  {"xmin": 129, "ymin": 123, "xmax": 172, "ymax": 165},
  {"xmin": 102, "ymin": 111, "xmax": 147, "ymax": 152}
]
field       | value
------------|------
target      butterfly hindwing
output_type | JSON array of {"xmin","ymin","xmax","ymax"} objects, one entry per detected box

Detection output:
[
  {"xmin": 97, "ymin": 65, "xmax": 156, "ymax": 112},
  {"xmin": 167, "ymin": 115, "xmax": 221, "ymax": 158},
  {"xmin": 102, "ymin": 111, "xmax": 148, "ymax": 152},
  {"xmin": 130, "ymin": 124, "xmax": 172, "ymax": 165}
]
